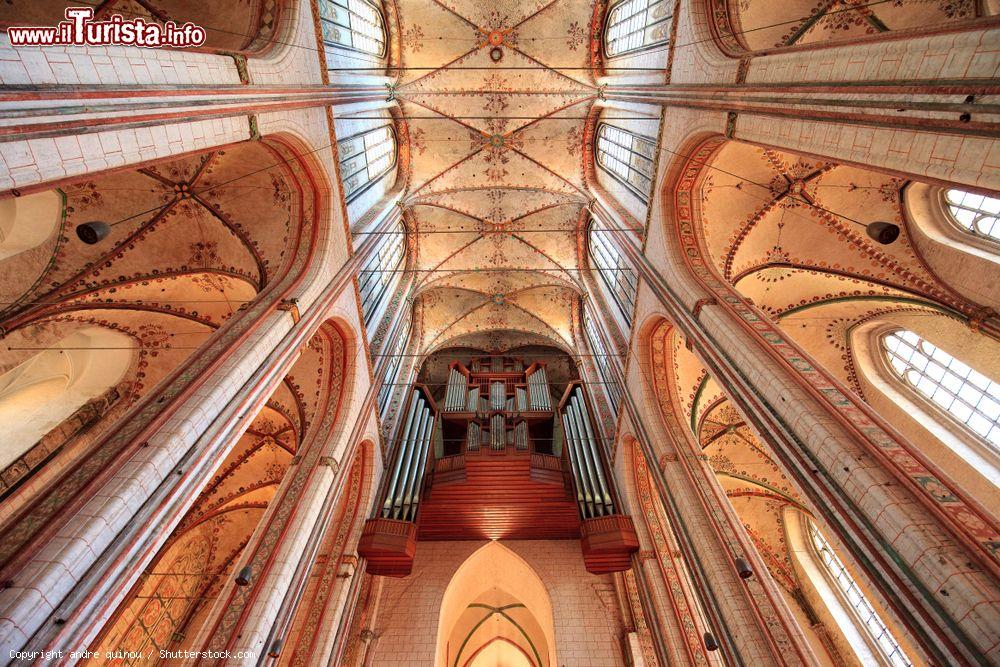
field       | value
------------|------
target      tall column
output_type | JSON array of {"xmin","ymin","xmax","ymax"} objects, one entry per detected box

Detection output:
[
  {"xmin": 0, "ymin": 205, "xmax": 399, "ymax": 658},
  {"xmin": 609, "ymin": 196, "xmax": 1000, "ymax": 663},
  {"xmin": 189, "ymin": 395, "xmax": 377, "ymax": 660}
]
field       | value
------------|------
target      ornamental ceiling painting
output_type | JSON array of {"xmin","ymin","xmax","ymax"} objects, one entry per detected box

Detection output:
[
  {"xmin": 389, "ymin": 0, "xmax": 600, "ymax": 355},
  {"xmin": 692, "ymin": 140, "xmax": 992, "ymax": 397},
  {"xmin": 713, "ymin": 0, "xmax": 992, "ymax": 53}
]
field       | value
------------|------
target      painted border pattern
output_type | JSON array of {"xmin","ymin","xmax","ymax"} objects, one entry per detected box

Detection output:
[
  {"xmin": 674, "ymin": 136, "xmax": 1000, "ymax": 563},
  {"xmin": 629, "ymin": 438, "xmax": 708, "ymax": 665}
]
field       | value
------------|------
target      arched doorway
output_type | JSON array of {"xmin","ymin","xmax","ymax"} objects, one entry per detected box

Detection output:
[{"xmin": 434, "ymin": 542, "xmax": 556, "ymax": 667}]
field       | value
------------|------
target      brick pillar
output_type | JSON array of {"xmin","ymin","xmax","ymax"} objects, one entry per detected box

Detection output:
[{"xmin": 618, "ymin": 191, "xmax": 1000, "ymax": 663}]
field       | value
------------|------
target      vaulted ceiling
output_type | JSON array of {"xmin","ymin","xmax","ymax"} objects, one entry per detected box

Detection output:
[{"xmin": 394, "ymin": 0, "xmax": 599, "ymax": 355}]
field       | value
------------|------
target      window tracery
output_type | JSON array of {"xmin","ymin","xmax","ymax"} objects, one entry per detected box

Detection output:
[
  {"xmin": 603, "ymin": 0, "xmax": 672, "ymax": 57},
  {"xmin": 358, "ymin": 220, "xmax": 406, "ymax": 329},
  {"xmin": 338, "ymin": 124, "xmax": 397, "ymax": 204},
  {"xmin": 583, "ymin": 309, "xmax": 623, "ymax": 414},
  {"xmin": 595, "ymin": 123, "xmax": 656, "ymax": 205},
  {"xmin": 944, "ymin": 188, "xmax": 1000, "ymax": 243},
  {"xmin": 378, "ymin": 311, "xmax": 411, "ymax": 414},
  {"xmin": 588, "ymin": 219, "xmax": 637, "ymax": 328},
  {"xmin": 320, "ymin": 0, "xmax": 387, "ymax": 56},
  {"xmin": 882, "ymin": 329, "xmax": 1000, "ymax": 451},
  {"xmin": 809, "ymin": 522, "xmax": 913, "ymax": 667}
]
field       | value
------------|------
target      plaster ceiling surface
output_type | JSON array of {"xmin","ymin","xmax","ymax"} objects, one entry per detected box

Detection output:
[{"xmin": 395, "ymin": 0, "xmax": 599, "ymax": 355}]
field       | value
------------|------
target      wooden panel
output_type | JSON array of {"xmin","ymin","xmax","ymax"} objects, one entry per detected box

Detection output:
[
  {"xmin": 580, "ymin": 514, "xmax": 640, "ymax": 574},
  {"xmin": 417, "ymin": 448, "xmax": 581, "ymax": 541},
  {"xmin": 358, "ymin": 518, "xmax": 418, "ymax": 577}
]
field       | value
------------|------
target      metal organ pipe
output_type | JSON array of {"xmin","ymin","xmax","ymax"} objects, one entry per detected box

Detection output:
[
  {"xmin": 389, "ymin": 406, "xmax": 425, "ymax": 518},
  {"xmin": 562, "ymin": 410, "xmax": 595, "ymax": 518},
  {"xmin": 527, "ymin": 367, "xmax": 551, "ymax": 410},
  {"xmin": 514, "ymin": 421, "xmax": 528, "ymax": 450},
  {"xmin": 399, "ymin": 406, "xmax": 434, "ymax": 521},
  {"xmin": 569, "ymin": 400, "xmax": 605, "ymax": 517},
  {"xmin": 382, "ymin": 390, "xmax": 420, "ymax": 516},
  {"xmin": 573, "ymin": 391, "xmax": 614, "ymax": 515},
  {"xmin": 393, "ymin": 406, "xmax": 430, "ymax": 519},
  {"xmin": 561, "ymin": 387, "xmax": 617, "ymax": 518},
  {"xmin": 491, "ymin": 414, "xmax": 505, "ymax": 450},
  {"xmin": 516, "ymin": 387, "xmax": 527, "ymax": 412},
  {"xmin": 490, "ymin": 381, "xmax": 505, "ymax": 411},
  {"xmin": 445, "ymin": 368, "xmax": 466, "ymax": 412}
]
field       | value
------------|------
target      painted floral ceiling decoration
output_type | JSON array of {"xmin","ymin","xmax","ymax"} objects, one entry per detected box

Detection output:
[{"xmin": 392, "ymin": 0, "xmax": 599, "ymax": 354}]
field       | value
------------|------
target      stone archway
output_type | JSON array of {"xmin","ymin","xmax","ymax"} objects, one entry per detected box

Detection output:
[{"xmin": 434, "ymin": 542, "xmax": 557, "ymax": 667}]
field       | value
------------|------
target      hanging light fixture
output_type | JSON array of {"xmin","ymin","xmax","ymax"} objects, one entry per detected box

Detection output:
[
  {"xmin": 75, "ymin": 220, "xmax": 111, "ymax": 244},
  {"xmin": 703, "ymin": 631, "xmax": 720, "ymax": 651},
  {"xmin": 235, "ymin": 564, "xmax": 252, "ymax": 586},
  {"xmin": 865, "ymin": 221, "xmax": 900, "ymax": 245}
]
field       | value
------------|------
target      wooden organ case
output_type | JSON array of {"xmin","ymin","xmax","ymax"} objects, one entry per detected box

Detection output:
[{"xmin": 358, "ymin": 357, "xmax": 637, "ymax": 576}]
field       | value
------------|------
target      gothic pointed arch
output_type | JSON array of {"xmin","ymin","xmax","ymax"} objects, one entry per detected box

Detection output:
[
  {"xmin": 706, "ymin": 0, "xmax": 998, "ymax": 56},
  {"xmin": 89, "ymin": 320, "xmax": 349, "ymax": 658},
  {"xmin": 0, "ymin": 134, "xmax": 329, "ymax": 574},
  {"xmin": 667, "ymin": 134, "xmax": 1000, "ymax": 569},
  {"xmin": 434, "ymin": 542, "xmax": 557, "ymax": 667}
]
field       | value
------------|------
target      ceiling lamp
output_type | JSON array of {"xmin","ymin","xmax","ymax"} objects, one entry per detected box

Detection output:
[
  {"xmin": 734, "ymin": 556, "xmax": 753, "ymax": 579},
  {"xmin": 865, "ymin": 221, "xmax": 900, "ymax": 245},
  {"xmin": 75, "ymin": 221, "xmax": 111, "ymax": 244}
]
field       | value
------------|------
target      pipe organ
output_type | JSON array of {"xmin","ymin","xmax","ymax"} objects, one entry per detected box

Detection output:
[
  {"xmin": 443, "ymin": 361, "xmax": 551, "ymax": 413},
  {"xmin": 380, "ymin": 389, "xmax": 435, "ymax": 522},
  {"xmin": 358, "ymin": 385, "xmax": 438, "ymax": 577},
  {"xmin": 558, "ymin": 382, "xmax": 639, "ymax": 573},
  {"xmin": 361, "ymin": 358, "xmax": 636, "ymax": 576}
]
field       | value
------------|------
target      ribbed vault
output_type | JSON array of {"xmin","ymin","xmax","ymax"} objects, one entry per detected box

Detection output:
[{"xmin": 393, "ymin": 0, "xmax": 599, "ymax": 355}]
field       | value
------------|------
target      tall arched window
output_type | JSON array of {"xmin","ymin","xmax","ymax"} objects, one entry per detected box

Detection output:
[
  {"xmin": 809, "ymin": 522, "xmax": 913, "ymax": 667},
  {"xmin": 603, "ymin": 0, "xmax": 672, "ymax": 57},
  {"xmin": 595, "ymin": 124, "xmax": 655, "ymax": 205},
  {"xmin": 358, "ymin": 220, "xmax": 406, "ymax": 330},
  {"xmin": 338, "ymin": 124, "xmax": 397, "ymax": 204},
  {"xmin": 944, "ymin": 188, "xmax": 1000, "ymax": 243},
  {"xmin": 320, "ymin": 0, "xmax": 387, "ymax": 56},
  {"xmin": 588, "ymin": 220, "xmax": 637, "ymax": 328},
  {"xmin": 583, "ymin": 309, "xmax": 622, "ymax": 414},
  {"xmin": 883, "ymin": 330, "xmax": 999, "ymax": 451},
  {"xmin": 377, "ymin": 310, "xmax": 411, "ymax": 414}
]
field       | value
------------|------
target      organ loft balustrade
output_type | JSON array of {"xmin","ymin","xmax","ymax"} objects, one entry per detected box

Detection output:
[{"xmin": 358, "ymin": 357, "xmax": 638, "ymax": 577}]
